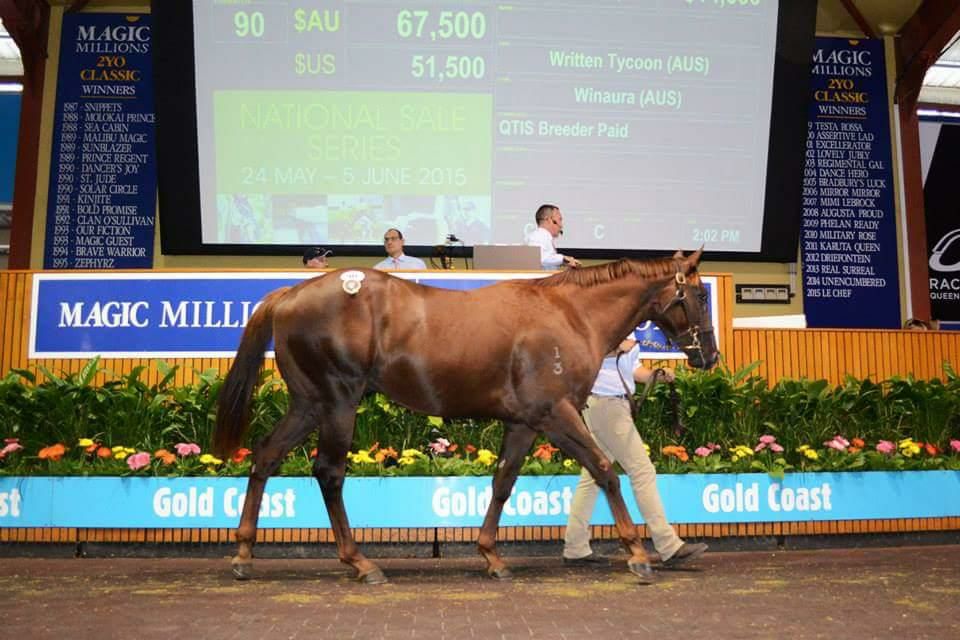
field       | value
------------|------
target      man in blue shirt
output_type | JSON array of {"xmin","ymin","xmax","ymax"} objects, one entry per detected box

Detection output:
[
  {"xmin": 563, "ymin": 335, "xmax": 708, "ymax": 570},
  {"xmin": 373, "ymin": 228, "xmax": 427, "ymax": 270}
]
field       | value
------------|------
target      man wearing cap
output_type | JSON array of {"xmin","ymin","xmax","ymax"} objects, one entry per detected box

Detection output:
[
  {"xmin": 302, "ymin": 247, "xmax": 331, "ymax": 269},
  {"xmin": 373, "ymin": 228, "xmax": 426, "ymax": 270},
  {"xmin": 562, "ymin": 335, "xmax": 708, "ymax": 571}
]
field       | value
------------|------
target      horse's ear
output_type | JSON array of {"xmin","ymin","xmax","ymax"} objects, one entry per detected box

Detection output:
[
  {"xmin": 685, "ymin": 247, "xmax": 704, "ymax": 270},
  {"xmin": 672, "ymin": 249, "xmax": 684, "ymax": 260}
]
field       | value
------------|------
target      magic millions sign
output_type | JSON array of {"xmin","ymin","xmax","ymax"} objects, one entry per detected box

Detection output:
[{"xmin": 29, "ymin": 272, "xmax": 720, "ymax": 359}]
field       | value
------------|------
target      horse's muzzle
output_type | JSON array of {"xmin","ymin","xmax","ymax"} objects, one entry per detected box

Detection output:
[{"xmin": 681, "ymin": 328, "xmax": 719, "ymax": 370}]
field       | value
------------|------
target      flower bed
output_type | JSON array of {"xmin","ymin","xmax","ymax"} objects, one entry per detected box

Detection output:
[{"xmin": 2, "ymin": 359, "xmax": 959, "ymax": 477}]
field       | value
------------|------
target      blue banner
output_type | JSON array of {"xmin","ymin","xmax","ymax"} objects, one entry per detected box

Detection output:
[
  {"xmin": 2, "ymin": 472, "xmax": 957, "ymax": 528},
  {"xmin": 0, "ymin": 93, "xmax": 18, "ymax": 204},
  {"xmin": 43, "ymin": 13, "xmax": 156, "ymax": 269},
  {"xmin": 29, "ymin": 272, "xmax": 718, "ymax": 358},
  {"xmin": 801, "ymin": 38, "xmax": 900, "ymax": 328}
]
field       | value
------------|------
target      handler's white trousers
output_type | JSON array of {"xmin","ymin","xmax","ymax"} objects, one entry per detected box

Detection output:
[{"xmin": 563, "ymin": 394, "xmax": 684, "ymax": 561}]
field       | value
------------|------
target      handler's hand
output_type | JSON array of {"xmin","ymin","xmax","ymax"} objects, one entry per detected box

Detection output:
[{"xmin": 658, "ymin": 368, "xmax": 676, "ymax": 383}]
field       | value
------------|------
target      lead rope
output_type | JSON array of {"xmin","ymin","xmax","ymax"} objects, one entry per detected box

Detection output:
[{"xmin": 615, "ymin": 355, "xmax": 684, "ymax": 434}]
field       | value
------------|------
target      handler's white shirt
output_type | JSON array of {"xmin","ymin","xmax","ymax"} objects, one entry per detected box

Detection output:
[
  {"xmin": 526, "ymin": 226, "xmax": 564, "ymax": 270},
  {"xmin": 591, "ymin": 343, "xmax": 640, "ymax": 396}
]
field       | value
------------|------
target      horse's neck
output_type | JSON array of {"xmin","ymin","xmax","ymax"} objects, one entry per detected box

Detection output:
[{"xmin": 572, "ymin": 272, "xmax": 668, "ymax": 350}]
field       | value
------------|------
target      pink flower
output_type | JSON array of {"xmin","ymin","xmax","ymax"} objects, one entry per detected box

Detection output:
[
  {"xmin": 429, "ymin": 438, "xmax": 450, "ymax": 455},
  {"xmin": 694, "ymin": 446, "xmax": 714, "ymax": 457},
  {"xmin": 755, "ymin": 435, "xmax": 782, "ymax": 453},
  {"xmin": 174, "ymin": 442, "xmax": 201, "ymax": 456},
  {"xmin": 876, "ymin": 440, "xmax": 895, "ymax": 455},
  {"xmin": 126, "ymin": 452, "xmax": 151, "ymax": 470},
  {"xmin": 824, "ymin": 436, "xmax": 850, "ymax": 451},
  {"xmin": 950, "ymin": 439, "xmax": 960, "ymax": 454},
  {"xmin": 0, "ymin": 438, "xmax": 24, "ymax": 459}
]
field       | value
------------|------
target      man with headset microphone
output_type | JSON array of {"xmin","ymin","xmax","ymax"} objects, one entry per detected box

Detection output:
[{"xmin": 526, "ymin": 204, "xmax": 582, "ymax": 270}]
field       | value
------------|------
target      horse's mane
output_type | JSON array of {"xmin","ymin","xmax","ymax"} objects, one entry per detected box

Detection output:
[{"xmin": 532, "ymin": 257, "xmax": 680, "ymax": 288}]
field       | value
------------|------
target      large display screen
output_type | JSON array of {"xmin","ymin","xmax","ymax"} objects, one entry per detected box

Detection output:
[{"xmin": 155, "ymin": 1, "xmax": 816, "ymax": 260}]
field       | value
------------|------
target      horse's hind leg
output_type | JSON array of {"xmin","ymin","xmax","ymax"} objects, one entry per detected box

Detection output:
[
  {"xmin": 312, "ymin": 401, "xmax": 386, "ymax": 584},
  {"xmin": 540, "ymin": 399, "xmax": 654, "ymax": 583},
  {"xmin": 477, "ymin": 422, "xmax": 538, "ymax": 579},
  {"xmin": 232, "ymin": 400, "xmax": 317, "ymax": 580}
]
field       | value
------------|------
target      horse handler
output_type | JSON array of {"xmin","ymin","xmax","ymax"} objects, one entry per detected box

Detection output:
[{"xmin": 563, "ymin": 335, "xmax": 708, "ymax": 569}]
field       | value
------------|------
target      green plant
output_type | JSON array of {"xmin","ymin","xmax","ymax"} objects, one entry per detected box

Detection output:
[{"xmin": 2, "ymin": 358, "xmax": 959, "ymax": 478}]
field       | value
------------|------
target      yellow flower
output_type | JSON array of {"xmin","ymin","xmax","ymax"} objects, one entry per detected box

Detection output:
[
  {"xmin": 729, "ymin": 445, "xmax": 754, "ymax": 461},
  {"xmin": 797, "ymin": 444, "xmax": 820, "ymax": 460},
  {"xmin": 898, "ymin": 438, "xmax": 921, "ymax": 457},
  {"xmin": 427, "ymin": 416, "xmax": 444, "ymax": 427},
  {"xmin": 563, "ymin": 459, "xmax": 575, "ymax": 469},
  {"xmin": 350, "ymin": 450, "xmax": 376, "ymax": 464},
  {"xmin": 77, "ymin": 438, "xmax": 95, "ymax": 448},
  {"xmin": 199, "ymin": 453, "xmax": 222, "ymax": 465},
  {"xmin": 401, "ymin": 449, "xmax": 425, "ymax": 459},
  {"xmin": 476, "ymin": 449, "xmax": 497, "ymax": 466},
  {"xmin": 111, "ymin": 446, "xmax": 135, "ymax": 460},
  {"xmin": 398, "ymin": 455, "xmax": 418, "ymax": 466},
  {"xmin": 643, "ymin": 443, "xmax": 651, "ymax": 457}
]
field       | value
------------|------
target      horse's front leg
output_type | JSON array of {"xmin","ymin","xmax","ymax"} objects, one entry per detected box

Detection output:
[
  {"xmin": 477, "ymin": 422, "xmax": 538, "ymax": 579},
  {"xmin": 232, "ymin": 405, "xmax": 315, "ymax": 579},
  {"xmin": 312, "ymin": 403, "xmax": 386, "ymax": 585},
  {"xmin": 541, "ymin": 399, "xmax": 654, "ymax": 583}
]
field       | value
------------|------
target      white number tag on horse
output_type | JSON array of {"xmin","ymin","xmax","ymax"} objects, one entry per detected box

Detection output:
[{"xmin": 340, "ymin": 270, "xmax": 365, "ymax": 295}]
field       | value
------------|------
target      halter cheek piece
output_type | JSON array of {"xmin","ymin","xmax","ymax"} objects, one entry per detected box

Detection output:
[{"xmin": 661, "ymin": 269, "xmax": 715, "ymax": 363}]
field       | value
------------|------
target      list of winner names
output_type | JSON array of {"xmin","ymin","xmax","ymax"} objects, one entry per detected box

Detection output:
[
  {"xmin": 50, "ymin": 101, "xmax": 154, "ymax": 269},
  {"xmin": 802, "ymin": 120, "xmax": 889, "ymax": 299}
]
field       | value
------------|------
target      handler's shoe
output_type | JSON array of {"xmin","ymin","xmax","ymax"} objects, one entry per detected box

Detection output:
[
  {"xmin": 661, "ymin": 542, "xmax": 708, "ymax": 568},
  {"xmin": 563, "ymin": 552, "xmax": 610, "ymax": 566}
]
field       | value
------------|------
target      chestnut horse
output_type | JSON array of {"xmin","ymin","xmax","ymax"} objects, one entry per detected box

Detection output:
[{"xmin": 214, "ymin": 250, "xmax": 718, "ymax": 584}]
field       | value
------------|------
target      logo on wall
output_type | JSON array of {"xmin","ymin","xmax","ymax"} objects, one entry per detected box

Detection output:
[
  {"xmin": 929, "ymin": 229, "xmax": 960, "ymax": 273},
  {"xmin": 922, "ymin": 121, "xmax": 960, "ymax": 321}
]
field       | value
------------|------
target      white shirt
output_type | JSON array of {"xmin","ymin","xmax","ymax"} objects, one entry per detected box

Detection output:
[
  {"xmin": 591, "ymin": 343, "xmax": 640, "ymax": 396},
  {"xmin": 373, "ymin": 254, "xmax": 427, "ymax": 270},
  {"xmin": 526, "ymin": 226, "xmax": 564, "ymax": 270}
]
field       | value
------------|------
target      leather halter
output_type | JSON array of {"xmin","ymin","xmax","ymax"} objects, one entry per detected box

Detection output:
[{"xmin": 662, "ymin": 268, "xmax": 715, "ymax": 365}]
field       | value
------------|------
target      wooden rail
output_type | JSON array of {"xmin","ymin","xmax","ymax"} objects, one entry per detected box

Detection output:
[{"xmin": 3, "ymin": 520, "xmax": 959, "ymax": 545}]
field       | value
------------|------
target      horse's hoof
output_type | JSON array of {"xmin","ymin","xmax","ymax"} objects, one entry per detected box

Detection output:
[
  {"xmin": 628, "ymin": 561, "xmax": 655, "ymax": 584},
  {"xmin": 232, "ymin": 563, "xmax": 253, "ymax": 581},
  {"xmin": 358, "ymin": 568, "xmax": 388, "ymax": 585},
  {"xmin": 488, "ymin": 566, "xmax": 513, "ymax": 580}
]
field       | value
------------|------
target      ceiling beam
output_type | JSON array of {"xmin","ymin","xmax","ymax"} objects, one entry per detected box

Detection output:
[
  {"xmin": 838, "ymin": 0, "xmax": 878, "ymax": 39},
  {"xmin": 918, "ymin": 101, "xmax": 960, "ymax": 112},
  {"xmin": 895, "ymin": 0, "xmax": 960, "ymax": 108},
  {"xmin": 0, "ymin": 0, "xmax": 50, "ymax": 86}
]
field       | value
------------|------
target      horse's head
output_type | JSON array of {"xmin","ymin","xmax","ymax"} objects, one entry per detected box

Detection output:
[{"xmin": 650, "ymin": 249, "xmax": 719, "ymax": 370}]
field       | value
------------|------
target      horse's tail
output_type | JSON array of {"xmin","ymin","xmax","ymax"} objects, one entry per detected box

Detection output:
[{"xmin": 213, "ymin": 287, "xmax": 290, "ymax": 457}]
